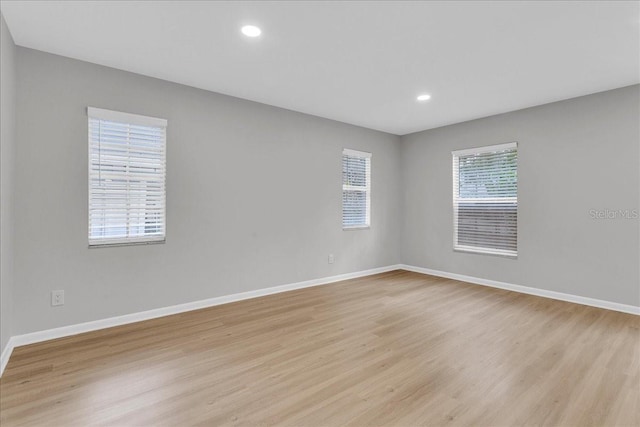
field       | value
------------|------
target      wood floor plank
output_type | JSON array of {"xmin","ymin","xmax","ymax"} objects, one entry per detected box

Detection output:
[{"xmin": 1, "ymin": 270, "xmax": 638, "ymax": 426}]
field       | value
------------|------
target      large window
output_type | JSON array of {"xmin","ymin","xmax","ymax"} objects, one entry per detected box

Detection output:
[
  {"xmin": 342, "ymin": 148, "xmax": 371, "ymax": 229},
  {"xmin": 88, "ymin": 107, "xmax": 167, "ymax": 247},
  {"xmin": 452, "ymin": 142, "xmax": 517, "ymax": 257}
]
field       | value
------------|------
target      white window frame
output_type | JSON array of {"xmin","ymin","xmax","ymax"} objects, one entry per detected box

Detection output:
[
  {"xmin": 452, "ymin": 142, "xmax": 517, "ymax": 258},
  {"xmin": 342, "ymin": 148, "xmax": 371, "ymax": 230},
  {"xmin": 88, "ymin": 107, "xmax": 167, "ymax": 247}
]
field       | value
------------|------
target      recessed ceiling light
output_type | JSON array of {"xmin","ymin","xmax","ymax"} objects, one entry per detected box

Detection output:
[
  {"xmin": 241, "ymin": 25, "xmax": 262, "ymax": 38},
  {"xmin": 417, "ymin": 94, "xmax": 431, "ymax": 102}
]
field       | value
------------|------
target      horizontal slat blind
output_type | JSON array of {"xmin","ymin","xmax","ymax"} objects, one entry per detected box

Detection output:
[
  {"xmin": 88, "ymin": 107, "xmax": 167, "ymax": 246},
  {"xmin": 343, "ymin": 149, "xmax": 371, "ymax": 228},
  {"xmin": 453, "ymin": 142, "xmax": 517, "ymax": 257}
]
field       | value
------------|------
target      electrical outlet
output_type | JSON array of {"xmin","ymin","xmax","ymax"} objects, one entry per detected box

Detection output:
[
  {"xmin": 328, "ymin": 254, "xmax": 335, "ymax": 264},
  {"xmin": 51, "ymin": 290, "xmax": 64, "ymax": 306}
]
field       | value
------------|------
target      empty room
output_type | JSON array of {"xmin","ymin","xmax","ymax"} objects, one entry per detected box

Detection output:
[{"xmin": 0, "ymin": 1, "xmax": 638, "ymax": 426}]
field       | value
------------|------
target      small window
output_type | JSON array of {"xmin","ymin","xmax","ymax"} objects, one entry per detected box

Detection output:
[
  {"xmin": 342, "ymin": 148, "xmax": 371, "ymax": 229},
  {"xmin": 88, "ymin": 107, "xmax": 167, "ymax": 247},
  {"xmin": 452, "ymin": 142, "xmax": 517, "ymax": 257}
]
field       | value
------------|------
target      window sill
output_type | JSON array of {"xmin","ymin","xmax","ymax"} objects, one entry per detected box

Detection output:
[
  {"xmin": 89, "ymin": 239, "xmax": 166, "ymax": 249},
  {"xmin": 343, "ymin": 226, "xmax": 370, "ymax": 231},
  {"xmin": 454, "ymin": 246, "xmax": 517, "ymax": 259}
]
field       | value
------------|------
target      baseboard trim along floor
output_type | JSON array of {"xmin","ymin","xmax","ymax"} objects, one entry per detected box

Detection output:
[
  {"xmin": 399, "ymin": 264, "xmax": 640, "ymax": 316},
  {"xmin": 0, "ymin": 264, "xmax": 401, "ymax": 376},
  {"xmin": 1, "ymin": 263, "xmax": 637, "ymax": 377}
]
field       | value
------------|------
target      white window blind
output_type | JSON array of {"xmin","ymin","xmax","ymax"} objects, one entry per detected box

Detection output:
[
  {"xmin": 452, "ymin": 142, "xmax": 517, "ymax": 257},
  {"xmin": 88, "ymin": 107, "xmax": 167, "ymax": 247},
  {"xmin": 342, "ymin": 148, "xmax": 371, "ymax": 229}
]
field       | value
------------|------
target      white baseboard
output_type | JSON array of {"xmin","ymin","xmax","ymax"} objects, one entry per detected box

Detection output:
[
  {"xmin": 3, "ymin": 263, "xmax": 636, "ymax": 377},
  {"xmin": 0, "ymin": 337, "xmax": 15, "ymax": 377},
  {"xmin": 0, "ymin": 264, "xmax": 402, "ymax": 377},
  {"xmin": 399, "ymin": 264, "xmax": 640, "ymax": 315}
]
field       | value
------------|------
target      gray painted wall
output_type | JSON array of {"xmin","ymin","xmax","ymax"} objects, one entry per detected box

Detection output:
[
  {"xmin": 401, "ymin": 85, "xmax": 640, "ymax": 306},
  {"xmin": 13, "ymin": 48, "xmax": 401, "ymax": 335},
  {"xmin": 4, "ymin": 44, "xmax": 639, "ymax": 341},
  {"xmin": 1, "ymin": 14, "xmax": 16, "ymax": 355}
]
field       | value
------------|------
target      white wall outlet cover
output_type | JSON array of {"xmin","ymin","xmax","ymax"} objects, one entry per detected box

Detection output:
[
  {"xmin": 51, "ymin": 290, "xmax": 65, "ymax": 306},
  {"xmin": 328, "ymin": 254, "xmax": 335, "ymax": 264}
]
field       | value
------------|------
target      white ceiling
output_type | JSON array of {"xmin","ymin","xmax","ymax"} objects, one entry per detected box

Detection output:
[{"xmin": 2, "ymin": 1, "xmax": 639, "ymax": 135}]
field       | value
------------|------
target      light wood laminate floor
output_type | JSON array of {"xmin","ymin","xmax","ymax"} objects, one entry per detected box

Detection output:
[{"xmin": 1, "ymin": 270, "xmax": 638, "ymax": 426}]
